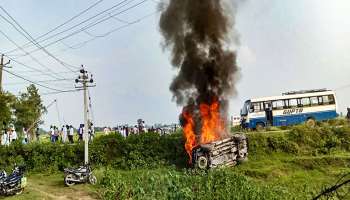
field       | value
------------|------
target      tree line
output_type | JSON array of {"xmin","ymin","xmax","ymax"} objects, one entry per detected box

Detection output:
[{"xmin": 0, "ymin": 84, "xmax": 45, "ymax": 136}]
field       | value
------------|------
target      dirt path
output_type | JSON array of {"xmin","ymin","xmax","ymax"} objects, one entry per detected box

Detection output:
[{"xmin": 2, "ymin": 173, "xmax": 101, "ymax": 200}]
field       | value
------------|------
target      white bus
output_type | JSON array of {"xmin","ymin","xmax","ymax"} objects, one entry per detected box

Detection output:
[{"xmin": 240, "ymin": 89, "xmax": 338, "ymax": 129}]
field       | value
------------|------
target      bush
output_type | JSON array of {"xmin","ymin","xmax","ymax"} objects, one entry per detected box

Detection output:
[
  {"xmin": 0, "ymin": 133, "xmax": 187, "ymax": 172},
  {"xmin": 0, "ymin": 123, "xmax": 348, "ymax": 172},
  {"xmin": 248, "ymin": 124, "xmax": 350, "ymax": 156}
]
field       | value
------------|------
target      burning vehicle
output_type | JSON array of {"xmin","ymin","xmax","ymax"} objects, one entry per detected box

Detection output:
[
  {"xmin": 192, "ymin": 133, "xmax": 248, "ymax": 169},
  {"xmin": 159, "ymin": 0, "xmax": 247, "ymax": 168}
]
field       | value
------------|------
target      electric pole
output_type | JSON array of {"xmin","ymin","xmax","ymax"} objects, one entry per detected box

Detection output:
[
  {"xmin": 0, "ymin": 54, "xmax": 11, "ymax": 92},
  {"xmin": 75, "ymin": 65, "xmax": 95, "ymax": 165}
]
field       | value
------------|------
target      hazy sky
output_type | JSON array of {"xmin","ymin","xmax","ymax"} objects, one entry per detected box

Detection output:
[{"xmin": 1, "ymin": 0, "xmax": 350, "ymax": 128}]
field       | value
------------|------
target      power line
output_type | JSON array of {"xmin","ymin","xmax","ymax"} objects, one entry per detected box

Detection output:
[
  {"xmin": 5, "ymin": 0, "xmax": 104, "ymax": 55},
  {"xmin": 4, "ymin": 78, "xmax": 74, "ymax": 86},
  {"xmin": 0, "ymin": 30, "xmax": 66, "ymax": 79},
  {"xmin": 2, "ymin": 54, "xmax": 74, "ymax": 81},
  {"xmin": 62, "ymin": 11, "xmax": 157, "ymax": 50},
  {"xmin": 5, "ymin": 0, "xmax": 133, "ymax": 56},
  {"xmin": 2, "ymin": 68, "xmax": 68, "ymax": 92},
  {"xmin": 0, "ymin": 6, "xmax": 80, "ymax": 72},
  {"xmin": 40, "ymin": 89, "xmax": 83, "ymax": 96},
  {"xmin": 13, "ymin": 0, "xmax": 150, "ymax": 56}
]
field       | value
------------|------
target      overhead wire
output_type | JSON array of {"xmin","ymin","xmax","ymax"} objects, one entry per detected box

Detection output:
[
  {"xmin": 2, "ymin": 68, "xmax": 69, "ymax": 92},
  {"xmin": 5, "ymin": 0, "xmax": 133, "ymax": 56},
  {"xmin": 0, "ymin": 6, "xmax": 80, "ymax": 72},
  {"xmin": 15, "ymin": 0, "xmax": 150, "ymax": 56},
  {"xmin": 4, "ymin": 78, "xmax": 75, "ymax": 86},
  {"xmin": 4, "ymin": 0, "xmax": 104, "ymax": 55},
  {"xmin": 0, "ymin": 29, "xmax": 66, "ymax": 79},
  {"xmin": 40, "ymin": 89, "xmax": 83, "ymax": 96},
  {"xmin": 62, "ymin": 10, "xmax": 157, "ymax": 50}
]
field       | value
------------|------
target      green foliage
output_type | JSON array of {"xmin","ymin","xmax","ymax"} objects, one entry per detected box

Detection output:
[
  {"xmin": 13, "ymin": 84, "xmax": 46, "ymax": 131},
  {"xmin": 0, "ymin": 132, "xmax": 187, "ymax": 172},
  {"xmin": 100, "ymin": 168, "xmax": 289, "ymax": 200},
  {"xmin": 247, "ymin": 124, "xmax": 350, "ymax": 156},
  {"xmin": 0, "ymin": 91, "xmax": 15, "ymax": 130}
]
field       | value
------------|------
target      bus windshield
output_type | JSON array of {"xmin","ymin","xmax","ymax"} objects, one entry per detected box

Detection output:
[{"xmin": 241, "ymin": 100, "xmax": 250, "ymax": 116}]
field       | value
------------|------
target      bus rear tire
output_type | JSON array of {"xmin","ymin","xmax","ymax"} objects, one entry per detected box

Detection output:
[
  {"xmin": 306, "ymin": 118, "xmax": 316, "ymax": 127},
  {"xmin": 256, "ymin": 123, "xmax": 265, "ymax": 132}
]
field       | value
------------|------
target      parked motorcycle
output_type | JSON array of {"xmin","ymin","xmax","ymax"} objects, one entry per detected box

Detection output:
[
  {"xmin": 64, "ymin": 164, "xmax": 97, "ymax": 186},
  {"xmin": 0, "ymin": 165, "xmax": 27, "ymax": 196}
]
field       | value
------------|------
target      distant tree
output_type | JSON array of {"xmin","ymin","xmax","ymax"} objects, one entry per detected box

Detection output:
[
  {"xmin": 0, "ymin": 91, "xmax": 15, "ymax": 130},
  {"xmin": 13, "ymin": 84, "xmax": 46, "ymax": 135}
]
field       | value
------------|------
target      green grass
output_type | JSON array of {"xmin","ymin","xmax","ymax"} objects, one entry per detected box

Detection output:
[{"xmin": 2, "ymin": 122, "xmax": 350, "ymax": 199}]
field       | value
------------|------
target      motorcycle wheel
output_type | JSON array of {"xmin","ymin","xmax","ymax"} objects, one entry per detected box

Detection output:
[
  {"xmin": 88, "ymin": 175, "xmax": 97, "ymax": 185},
  {"xmin": 64, "ymin": 174, "xmax": 76, "ymax": 187}
]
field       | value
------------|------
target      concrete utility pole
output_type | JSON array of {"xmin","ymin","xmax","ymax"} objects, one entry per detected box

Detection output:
[
  {"xmin": 75, "ymin": 66, "xmax": 95, "ymax": 165},
  {"xmin": 0, "ymin": 54, "xmax": 11, "ymax": 92}
]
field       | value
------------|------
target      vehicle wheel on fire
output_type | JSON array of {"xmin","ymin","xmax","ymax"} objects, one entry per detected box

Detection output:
[{"xmin": 196, "ymin": 155, "xmax": 209, "ymax": 169}]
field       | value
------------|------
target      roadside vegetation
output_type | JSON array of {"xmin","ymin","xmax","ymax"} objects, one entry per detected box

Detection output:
[{"xmin": 0, "ymin": 119, "xmax": 349, "ymax": 199}]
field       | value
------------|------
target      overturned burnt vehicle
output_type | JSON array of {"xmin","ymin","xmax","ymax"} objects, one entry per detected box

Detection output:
[{"xmin": 192, "ymin": 134, "xmax": 248, "ymax": 169}]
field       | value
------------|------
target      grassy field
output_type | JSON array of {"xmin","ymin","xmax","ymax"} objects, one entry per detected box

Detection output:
[{"xmin": 2, "ymin": 122, "xmax": 350, "ymax": 199}]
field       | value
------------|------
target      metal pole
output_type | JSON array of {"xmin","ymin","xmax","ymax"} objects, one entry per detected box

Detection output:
[
  {"xmin": 83, "ymin": 72, "xmax": 89, "ymax": 165},
  {"xmin": 0, "ymin": 54, "xmax": 3, "ymax": 92}
]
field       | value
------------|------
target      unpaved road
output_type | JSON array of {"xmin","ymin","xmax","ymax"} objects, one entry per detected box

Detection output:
[{"xmin": 1, "ymin": 173, "xmax": 101, "ymax": 200}]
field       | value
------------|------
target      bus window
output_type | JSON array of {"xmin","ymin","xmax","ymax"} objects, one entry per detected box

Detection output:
[
  {"xmin": 252, "ymin": 102, "xmax": 262, "ymax": 112},
  {"xmin": 289, "ymin": 99, "xmax": 298, "ymax": 108},
  {"xmin": 328, "ymin": 95, "xmax": 335, "ymax": 104},
  {"xmin": 297, "ymin": 98, "xmax": 302, "ymax": 107},
  {"xmin": 272, "ymin": 100, "xmax": 284, "ymax": 110},
  {"xmin": 310, "ymin": 97, "xmax": 318, "ymax": 106},
  {"xmin": 318, "ymin": 96, "xmax": 323, "ymax": 105},
  {"xmin": 264, "ymin": 102, "xmax": 272, "ymax": 110},
  {"xmin": 301, "ymin": 98, "xmax": 310, "ymax": 107}
]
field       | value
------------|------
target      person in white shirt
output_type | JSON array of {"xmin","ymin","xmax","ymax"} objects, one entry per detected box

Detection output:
[
  {"xmin": 62, "ymin": 125, "xmax": 68, "ymax": 143},
  {"xmin": 23, "ymin": 127, "xmax": 29, "ymax": 144},
  {"xmin": 68, "ymin": 125, "xmax": 74, "ymax": 144},
  {"xmin": 11, "ymin": 128, "xmax": 17, "ymax": 142},
  {"xmin": 1, "ymin": 129, "xmax": 8, "ymax": 146},
  {"xmin": 49, "ymin": 126, "xmax": 55, "ymax": 143}
]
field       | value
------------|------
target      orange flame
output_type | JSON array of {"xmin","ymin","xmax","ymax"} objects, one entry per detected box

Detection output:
[
  {"xmin": 182, "ymin": 98, "xmax": 226, "ymax": 163},
  {"xmin": 199, "ymin": 100, "xmax": 223, "ymax": 144},
  {"xmin": 182, "ymin": 111, "xmax": 197, "ymax": 163}
]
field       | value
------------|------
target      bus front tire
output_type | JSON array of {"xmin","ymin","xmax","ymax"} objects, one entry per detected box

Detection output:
[
  {"xmin": 306, "ymin": 118, "xmax": 316, "ymax": 127},
  {"xmin": 256, "ymin": 123, "xmax": 265, "ymax": 132}
]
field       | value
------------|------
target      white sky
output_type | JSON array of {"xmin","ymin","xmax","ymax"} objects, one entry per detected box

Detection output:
[{"xmin": 1, "ymin": 0, "xmax": 350, "ymax": 128}]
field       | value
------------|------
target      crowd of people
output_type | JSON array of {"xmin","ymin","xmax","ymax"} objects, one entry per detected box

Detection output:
[
  {"xmin": 0, "ymin": 119, "xmax": 178, "ymax": 146},
  {"xmin": 48, "ymin": 123, "xmax": 94, "ymax": 144},
  {"xmin": 0, "ymin": 125, "xmax": 38, "ymax": 145},
  {"xmin": 111, "ymin": 120, "xmax": 178, "ymax": 137}
]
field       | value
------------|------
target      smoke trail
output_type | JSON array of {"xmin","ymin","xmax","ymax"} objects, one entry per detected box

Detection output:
[{"xmin": 159, "ymin": 0, "xmax": 240, "ymax": 139}]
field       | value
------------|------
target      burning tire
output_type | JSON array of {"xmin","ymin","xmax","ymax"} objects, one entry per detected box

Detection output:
[
  {"xmin": 196, "ymin": 156, "xmax": 209, "ymax": 169},
  {"xmin": 192, "ymin": 133, "xmax": 248, "ymax": 169}
]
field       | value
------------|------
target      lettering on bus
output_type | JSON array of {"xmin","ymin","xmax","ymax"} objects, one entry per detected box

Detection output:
[{"xmin": 283, "ymin": 108, "xmax": 303, "ymax": 115}]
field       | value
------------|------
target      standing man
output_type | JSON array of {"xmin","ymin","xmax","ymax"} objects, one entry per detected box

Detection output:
[
  {"xmin": 62, "ymin": 125, "xmax": 68, "ymax": 143},
  {"xmin": 23, "ymin": 127, "xmax": 29, "ymax": 144},
  {"xmin": 35, "ymin": 127, "xmax": 40, "ymax": 141},
  {"xmin": 11, "ymin": 127, "xmax": 17, "ymax": 142},
  {"xmin": 346, "ymin": 107, "xmax": 350, "ymax": 122},
  {"xmin": 78, "ymin": 124, "xmax": 84, "ymax": 141},
  {"xmin": 68, "ymin": 125, "xmax": 74, "ymax": 144},
  {"xmin": 49, "ymin": 126, "xmax": 54, "ymax": 143}
]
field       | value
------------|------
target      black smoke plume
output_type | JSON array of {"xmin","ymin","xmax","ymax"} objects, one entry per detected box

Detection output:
[{"xmin": 159, "ymin": 0, "xmax": 240, "ymax": 136}]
